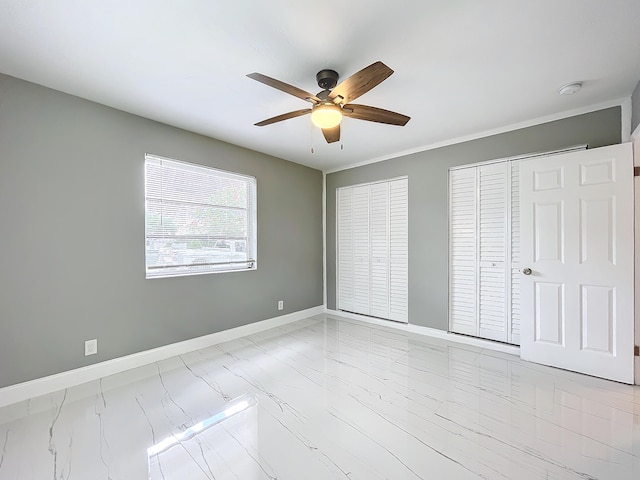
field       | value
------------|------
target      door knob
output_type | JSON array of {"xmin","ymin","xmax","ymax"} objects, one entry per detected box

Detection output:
[{"xmin": 522, "ymin": 267, "xmax": 532, "ymax": 275}]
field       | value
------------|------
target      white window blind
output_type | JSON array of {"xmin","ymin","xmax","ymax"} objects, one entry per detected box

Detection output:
[{"xmin": 145, "ymin": 154, "xmax": 257, "ymax": 278}]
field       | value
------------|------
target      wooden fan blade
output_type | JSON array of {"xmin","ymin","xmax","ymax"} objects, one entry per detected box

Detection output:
[
  {"xmin": 247, "ymin": 73, "xmax": 320, "ymax": 104},
  {"xmin": 342, "ymin": 104, "xmax": 410, "ymax": 126},
  {"xmin": 322, "ymin": 124, "xmax": 340, "ymax": 143},
  {"xmin": 329, "ymin": 61, "xmax": 394, "ymax": 104},
  {"xmin": 254, "ymin": 109, "xmax": 311, "ymax": 126}
]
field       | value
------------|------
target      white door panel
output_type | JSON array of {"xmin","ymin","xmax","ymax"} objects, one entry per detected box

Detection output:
[
  {"xmin": 337, "ymin": 188, "xmax": 354, "ymax": 313},
  {"xmin": 449, "ymin": 168, "xmax": 478, "ymax": 335},
  {"xmin": 449, "ymin": 162, "xmax": 519, "ymax": 343},
  {"xmin": 352, "ymin": 185, "xmax": 370, "ymax": 315},
  {"xmin": 389, "ymin": 178, "xmax": 408, "ymax": 322},
  {"xmin": 478, "ymin": 163, "xmax": 508, "ymax": 342},
  {"xmin": 533, "ymin": 281, "xmax": 565, "ymax": 345},
  {"xmin": 370, "ymin": 182, "xmax": 390, "ymax": 319},
  {"xmin": 337, "ymin": 178, "xmax": 408, "ymax": 323},
  {"xmin": 510, "ymin": 161, "xmax": 521, "ymax": 344},
  {"xmin": 520, "ymin": 143, "xmax": 634, "ymax": 384}
]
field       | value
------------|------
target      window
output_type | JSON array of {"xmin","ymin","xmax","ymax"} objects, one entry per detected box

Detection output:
[{"xmin": 144, "ymin": 154, "xmax": 256, "ymax": 278}]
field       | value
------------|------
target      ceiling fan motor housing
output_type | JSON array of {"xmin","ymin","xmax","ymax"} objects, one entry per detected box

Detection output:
[{"xmin": 316, "ymin": 69, "xmax": 339, "ymax": 90}]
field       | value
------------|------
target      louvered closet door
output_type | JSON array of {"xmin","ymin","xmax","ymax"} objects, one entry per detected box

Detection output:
[
  {"xmin": 389, "ymin": 178, "xmax": 408, "ymax": 323},
  {"xmin": 352, "ymin": 185, "xmax": 371, "ymax": 315},
  {"xmin": 450, "ymin": 162, "xmax": 520, "ymax": 344},
  {"xmin": 478, "ymin": 163, "xmax": 509, "ymax": 342},
  {"xmin": 370, "ymin": 182, "xmax": 390, "ymax": 318},
  {"xmin": 337, "ymin": 178, "xmax": 408, "ymax": 322},
  {"xmin": 509, "ymin": 161, "xmax": 521, "ymax": 345},
  {"xmin": 337, "ymin": 188, "xmax": 354, "ymax": 313},
  {"xmin": 449, "ymin": 168, "xmax": 477, "ymax": 336}
]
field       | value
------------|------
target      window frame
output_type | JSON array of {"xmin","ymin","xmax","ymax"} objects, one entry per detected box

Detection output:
[{"xmin": 144, "ymin": 154, "xmax": 257, "ymax": 279}]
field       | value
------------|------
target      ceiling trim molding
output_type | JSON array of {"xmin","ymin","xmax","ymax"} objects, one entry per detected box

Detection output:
[{"xmin": 324, "ymin": 97, "xmax": 631, "ymax": 174}]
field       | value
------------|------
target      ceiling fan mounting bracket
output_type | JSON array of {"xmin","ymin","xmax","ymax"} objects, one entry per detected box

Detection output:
[{"xmin": 316, "ymin": 69, "xmax": 339, "ymax": 90}]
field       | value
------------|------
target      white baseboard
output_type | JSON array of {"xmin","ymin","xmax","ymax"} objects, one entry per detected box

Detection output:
[
  {"xmin": 0, "ymin": 306, "xmax": 324, "ymax": 408},
  {"xmin": 324, "ymin": 309, "xmax": 521, "ymax": 356}
]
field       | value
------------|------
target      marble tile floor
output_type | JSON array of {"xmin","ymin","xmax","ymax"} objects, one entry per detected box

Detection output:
[{"xmin": 1, "ymin": 314, "xmax": 639, "ymax": 479}]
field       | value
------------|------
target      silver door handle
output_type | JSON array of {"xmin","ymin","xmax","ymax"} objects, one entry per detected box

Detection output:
[{"xmin": 522, "ymin": 267, "xmax": 532, "ymax": 275}]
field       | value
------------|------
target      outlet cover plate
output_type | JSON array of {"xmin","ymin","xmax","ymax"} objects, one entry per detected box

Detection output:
[
  {"xmin": 85, "ymin": 339, "xmax": 98, "ymax": 356},
  {"xmin": 277, "ymin": 300, "xmax": 284, "ymax": 310}
]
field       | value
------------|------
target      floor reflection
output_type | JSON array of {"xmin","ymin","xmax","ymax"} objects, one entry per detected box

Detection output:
[{"xmin": 149, "ymin": 394, "xmax": 259, "ymax": 479}]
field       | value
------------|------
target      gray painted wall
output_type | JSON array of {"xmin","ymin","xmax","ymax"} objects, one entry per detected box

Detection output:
[
  {"xmin": 327, "ymin": 107, "xmax": 621, "ymax": 330},
  {"xmin": 0, "ymin": 74, "xmax": 323, "ymax": 388},
  {"xmin": 633, "ymin": 79, "xmax": 640, "ymax": 134}
]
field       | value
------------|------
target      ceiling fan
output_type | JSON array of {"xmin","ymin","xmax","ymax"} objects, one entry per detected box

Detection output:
[{"xmin": 247, "ymin": 61, "xmax": 410, "ymax": 144}]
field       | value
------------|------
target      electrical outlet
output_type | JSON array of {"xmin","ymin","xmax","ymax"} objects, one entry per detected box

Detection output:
[
  {"xmin": 85, "ymin": 339, "xmax": 98, "ymax": 356},
  {"xmin": 277, "ymin": 300, "xmax": 284, "ymax": 311}
]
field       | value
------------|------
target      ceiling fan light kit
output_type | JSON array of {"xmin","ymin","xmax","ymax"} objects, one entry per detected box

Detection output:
[
  {"xmin": 311, "ymin": 104, "xmax": 342, "ymax": 128},
  {"xmin": 247, "ymin": 61, "xmax": 410, "ymax": 144}
]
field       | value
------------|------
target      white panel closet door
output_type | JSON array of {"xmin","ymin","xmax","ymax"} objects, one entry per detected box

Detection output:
[
  {"xmin": 337, "ymin": 188, "xmax": 354, "ymax": 313},
  {"xmin": 389, "ymin": 178, "xmax": 408, "ymax": 322},
  {"xmin": 449, "ymin": 168, "xmax": 478, "ymax": 336},
  {"xmin": 519, "ymin": 143, "xmax": 634, "ymax": 383},
  {"xmin": 352, "ymin": 185, "xmax": 371, "ymax": 315}
]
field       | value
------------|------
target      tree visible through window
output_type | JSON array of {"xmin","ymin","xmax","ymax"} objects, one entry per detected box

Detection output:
[{"xmin": 145, "ymin": 154, "xmax": 257, "ymax": 278}]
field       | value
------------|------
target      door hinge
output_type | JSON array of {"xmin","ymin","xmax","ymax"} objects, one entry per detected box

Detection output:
[
  {"xmin": 635, "ymin": 345, "xmax": 640, "ymax": 357},
  {"xmin": 634, "ymin": 166, "xmax": 640, "ymax": 177}
]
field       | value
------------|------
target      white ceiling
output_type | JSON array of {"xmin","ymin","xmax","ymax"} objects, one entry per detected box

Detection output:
[{"xmin": 1, "ymin": 1, "xmax": 640, "ymax": 171}]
